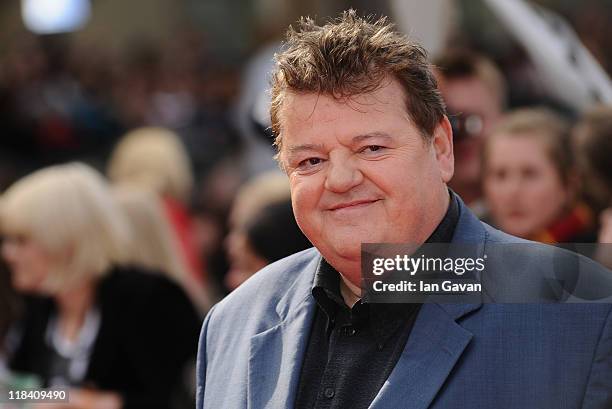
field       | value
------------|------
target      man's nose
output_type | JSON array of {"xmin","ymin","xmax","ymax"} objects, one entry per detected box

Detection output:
[{"xmin": 324, "ymin": 157, "xmax": 363, "ymax": 193}]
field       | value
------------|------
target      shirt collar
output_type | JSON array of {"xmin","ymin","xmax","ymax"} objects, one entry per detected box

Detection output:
[
  {"xmin": 425, "ymin": 189, "xmax": 459, "ymax": 244},
  {"xmin": 312, "ymin": 261, "xmax": 421, "ymax": 348}
]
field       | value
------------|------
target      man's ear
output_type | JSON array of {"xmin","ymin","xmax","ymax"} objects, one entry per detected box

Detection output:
[{"xmin": 432, "ymin": 116, "xmax": 454, "ymax": 183}]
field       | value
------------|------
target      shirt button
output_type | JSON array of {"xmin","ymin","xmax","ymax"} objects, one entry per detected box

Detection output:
[{"xmin": 324, "ymin": 387, "xmax": 335, "ymax": 399}]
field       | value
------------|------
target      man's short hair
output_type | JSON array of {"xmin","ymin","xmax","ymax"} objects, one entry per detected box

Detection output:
[
  {"xmin": 434, "ymin": 49, "xmax": 507, "ymax": 110},
  {"xmin": 270, "ymin": 9, "xmax": 446, "ymax": 150}
]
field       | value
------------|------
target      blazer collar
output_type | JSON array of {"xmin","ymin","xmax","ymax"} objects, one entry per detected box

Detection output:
[
  {"xmin": 274, "ymin": 251, "xmax": 321, "ymax": 322},
  {"xmin": 450, "ymin": 192, "xmax": 489, "ymax": 245},
  {"xmin": 248, "ymin": 251, "xmax": 320, "ymax": 408}
]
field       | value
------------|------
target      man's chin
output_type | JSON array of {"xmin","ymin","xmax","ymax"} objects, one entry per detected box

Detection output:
[
  {"xmin": 320, "ymin": 245, "xmax": 361, "ymax": 269},
  {"xmin": 328, "ymin": 247, "xmax": 360, "ymax": 261}
]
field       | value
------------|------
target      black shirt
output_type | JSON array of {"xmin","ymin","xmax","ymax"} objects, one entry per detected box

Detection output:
[{"xmin": 294, "ymin": 192, "xmax": 459, "ymax": 409}]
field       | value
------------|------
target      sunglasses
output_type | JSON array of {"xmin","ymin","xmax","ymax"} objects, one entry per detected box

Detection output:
[{"xmin": 448, "ymin": 112, "xmax": 484, "ymax": 142}]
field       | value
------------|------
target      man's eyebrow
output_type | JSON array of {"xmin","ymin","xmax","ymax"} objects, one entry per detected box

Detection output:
[
  {"xmin": 285, "ymin": 132, "xmax": 392, "ymax": 157},
  {"xmin": 352, "ymin": 132, "xmax": 393, "ymax": 143},
  {"xmin": 286, "ymin": 143, "xmax": 325, "ymax": 155}
]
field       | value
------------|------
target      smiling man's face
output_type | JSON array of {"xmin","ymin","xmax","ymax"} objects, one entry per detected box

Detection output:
[{"xmin": 278, "ymin": 77, "xmax": 454, "ymax": 284}]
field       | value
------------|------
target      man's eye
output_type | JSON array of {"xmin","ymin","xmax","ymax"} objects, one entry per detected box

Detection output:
[
  {"xmin": 298, "ymin": 157, "xmax": 323, "ymax": 168},
  {"xmin": 361, "ymin": 145, "xmax": 384, "ymax": 153}
]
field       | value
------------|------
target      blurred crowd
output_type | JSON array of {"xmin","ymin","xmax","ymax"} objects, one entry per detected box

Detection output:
[
  {"xmin": 0, "ymin": 30, "xmax": 240, "ymax": 187},
  {"xmin": 1, "ymin": 2, "xmax": 612, "ymax": 409}
]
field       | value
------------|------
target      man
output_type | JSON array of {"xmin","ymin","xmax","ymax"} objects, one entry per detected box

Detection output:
[
  {"xmin": 434, "ymin": 50, "xmax": 506, "ymax": 215},
  {"xmin": 197, "ymin": 11, "xmax": 612, "ymax": 409}
]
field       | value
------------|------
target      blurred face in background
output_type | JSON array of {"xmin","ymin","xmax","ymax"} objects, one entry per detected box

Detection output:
[
  {"xmin": 224, "ymin": 231, "xmax": 267, "ymax": 291},
  {"xmin": 483, "ymin": 134, "xmax": 570, "ymax": 238},
  {"xmin": 2, "ymin": 234, "xmax": 54, "ymax": 294},
  {"xmin": 440, "ymin": 76, "xmax": 502, "ymax": 198}
]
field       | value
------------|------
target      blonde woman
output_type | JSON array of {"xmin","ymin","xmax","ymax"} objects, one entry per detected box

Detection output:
[
  {"xmin": 113, "ymin": 187, "xmax": 211, "ymax": 314},
  {"xmin": 107, "ymin": 127, "xmax": 204, "ymax": 284},
  {"xmin": 1, "ymin": 163, "xmax": 200, "ymax": 409}
]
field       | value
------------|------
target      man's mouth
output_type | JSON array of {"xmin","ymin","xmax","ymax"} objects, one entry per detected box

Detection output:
[{"xmin": 328, "ymin": 199, "xmax": 380, "ymax": 211}]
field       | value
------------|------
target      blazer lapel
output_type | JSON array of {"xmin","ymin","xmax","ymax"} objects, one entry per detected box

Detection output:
[
  {"xmin": 369, "ymin": 303, "xmax": 480, "ymax": 409},
  {"xmin": 247, "ymin": 254, "xmax": 320, "ymax": 409},
  {"xmin": 369, "ymin": 195, "xmax": 487, "ymax": 408}
]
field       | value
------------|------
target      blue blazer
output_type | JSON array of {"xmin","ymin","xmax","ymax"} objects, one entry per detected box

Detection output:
[{"xmin": 196, "ymin": 198, "xmax": 612, "ymax": 409}]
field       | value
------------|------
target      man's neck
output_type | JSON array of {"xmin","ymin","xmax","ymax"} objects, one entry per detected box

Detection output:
[{"xmin": 339, "ymin": 275, "xmax": 361, "ymax": 307}]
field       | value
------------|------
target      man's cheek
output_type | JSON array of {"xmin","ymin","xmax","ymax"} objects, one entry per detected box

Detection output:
[
  {"xmin": 293, "ymin": 185, "xmax": 318, "ymax": 209},
  {"xmin": 292, "ymin": 198, "xmax": 312, "ymax": 226}
]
